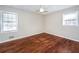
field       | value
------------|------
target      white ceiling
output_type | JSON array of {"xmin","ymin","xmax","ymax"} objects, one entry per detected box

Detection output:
[{"xmin": 10, "ymin": 5, "xmax": 75, "ymax": 15}]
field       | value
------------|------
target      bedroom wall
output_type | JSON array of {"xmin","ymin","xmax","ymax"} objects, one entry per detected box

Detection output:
[
  {"xmin": 0, "ymin": 6, "xmax": 44, "ymax": 42},
  {"xmin": 45, "ymin": 6, "xmax": 79, "ymax": 41},
  {"xmin": 0, "ymin": 5, "xmax": 79, "ymax": 42}
]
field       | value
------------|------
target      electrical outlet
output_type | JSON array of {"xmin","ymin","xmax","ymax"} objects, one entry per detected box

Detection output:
[{"xmin": 9, "ymin": 36, "xmax": 14, "ymax": 39}]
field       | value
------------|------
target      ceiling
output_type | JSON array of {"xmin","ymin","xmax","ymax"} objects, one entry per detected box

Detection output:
[{"xmin": 10, "ymin": 5, "xmax": 75, "ymax": 15}]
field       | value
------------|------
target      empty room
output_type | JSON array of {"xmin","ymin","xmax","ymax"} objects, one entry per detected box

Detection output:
[{"xmin": 0, "ymin": 5, "xmax": 79, "ymax": 53}]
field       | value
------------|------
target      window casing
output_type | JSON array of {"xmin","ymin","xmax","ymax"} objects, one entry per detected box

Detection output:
[
  {"xmin": 63, "ymin": 12, "xmax": 78, "ymax": 26},
  {"xmin": 0, "ymin": 11, "xmax": 18, "ymax": 32}
]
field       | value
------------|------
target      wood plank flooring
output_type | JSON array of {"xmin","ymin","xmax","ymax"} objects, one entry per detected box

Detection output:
[{"xmin": 0, "ymin": 33, "xmax": 79, "ymax": 53}]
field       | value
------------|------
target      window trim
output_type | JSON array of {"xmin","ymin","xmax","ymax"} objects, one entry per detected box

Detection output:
[
  {"xmin": 0, "ymin": 10, "xmax": 18, "ymax": 33},
  {"xmin": 63, "ymin": 11, "xmax": 79, "ymax": 26}
]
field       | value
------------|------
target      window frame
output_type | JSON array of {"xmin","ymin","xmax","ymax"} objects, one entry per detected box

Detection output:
[
  {"xmin": 63, "ymin": 11, "xmax": 79, "ymax": 26},
  {"xmin": 0, "ymin": 10, "xmax": 18, "ymax": 33}
]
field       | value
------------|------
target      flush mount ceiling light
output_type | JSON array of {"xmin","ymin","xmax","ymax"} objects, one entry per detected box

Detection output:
[
  {"xmin": 39, "ymin": 7, "xmax": 45, "ymax": 12},
  {"xmin": 38, "ymin": 5, "xmax": 48, "ymax": 13}
]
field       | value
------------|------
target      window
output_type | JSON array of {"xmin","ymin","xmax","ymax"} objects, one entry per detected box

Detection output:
[
  {"xmin": 0, "ymin": 11, "xmax": 18, "ymax": 32},
  {"xmin": 63, "ymin": 12, "xmax": 78, "ymax": 26}
]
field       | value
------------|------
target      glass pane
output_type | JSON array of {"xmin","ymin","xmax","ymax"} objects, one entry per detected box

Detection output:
[
  {"xmin": 3, "ymin": 14, "xmax": 8, "ymax": 18},
  {"xmin": 2, "ymin": 12, "xmax": 17, "ymax": 32},
  {"xmin": 64, "ymin": 13, "xmax": 76, "ymax": 20},
  {"xmin": 3, "ymin": 18, "xmax": 8, "ymax": 21},
  {"xmin": 12, "ymin": 14, "xmax": 17, "ymax": 19},
  {"xmin": 63, "ymin": 12, "xmax": 78, "ymax": 26},
  {"xmin": 3, "ymin": 13, "xmax": 17, "ymax": 18}
]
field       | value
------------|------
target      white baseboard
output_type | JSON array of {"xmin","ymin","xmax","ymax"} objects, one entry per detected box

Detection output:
[
  {"xmin": 0, "ymin": 35, "xmax": 27, "ymax": 43},
  {"xmin": 0, "ymin": 32, "xmax": 79, "ymax": 43}
]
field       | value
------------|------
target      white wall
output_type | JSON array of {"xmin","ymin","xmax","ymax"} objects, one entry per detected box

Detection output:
[
  {"xmin": 0, "ymin": 6, "xmax": 44, "ymax": 42},
  {"xmin": 0, "ymin": 5, "xmax": 79, "ymax": 42},
  {"xmin": 45, "ymin": 6, "xmax": 79, "ymax": 41}
]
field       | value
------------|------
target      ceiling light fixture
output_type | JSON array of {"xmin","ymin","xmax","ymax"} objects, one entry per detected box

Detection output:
[
  {"xmin": 40, "ymin": 8, "xmax": 44, "ymax": 12},
  {"xmin": 39, "ymin": 5, "xmax": 45, "ymax": 13}
]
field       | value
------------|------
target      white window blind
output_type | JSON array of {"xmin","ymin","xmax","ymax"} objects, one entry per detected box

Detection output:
[
  {"xmin": 63, "ymin": 12, "xmax": 78, "ymax": 26},
  {"xmin": 0, "ymin": 11, "xmax": 18, "ymax": 32}
]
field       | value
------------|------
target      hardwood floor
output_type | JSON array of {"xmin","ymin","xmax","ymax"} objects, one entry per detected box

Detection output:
[{"xmin": 0, "ymin": 33, "xmax": 79, "ymax": 53}]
